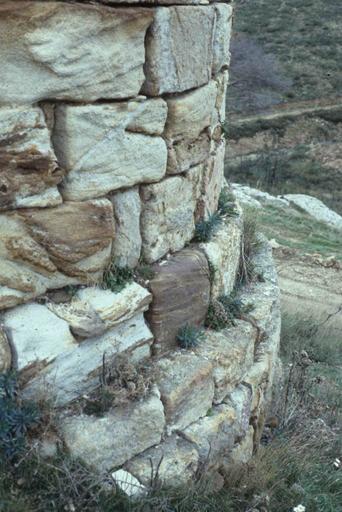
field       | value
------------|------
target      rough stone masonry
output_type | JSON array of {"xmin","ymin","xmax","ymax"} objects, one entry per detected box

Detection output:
[{"xmin": 0, "ymin": 0, "xmax": 281, "ymax": 488}]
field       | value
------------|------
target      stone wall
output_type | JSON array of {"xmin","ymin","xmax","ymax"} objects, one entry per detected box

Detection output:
[{"xmin": 0, "ymin": 0, "xmax": 280, "ymax": 489}]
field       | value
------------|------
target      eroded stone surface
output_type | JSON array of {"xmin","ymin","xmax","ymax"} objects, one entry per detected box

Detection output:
[
  {"xmin": 212, "ymin": 4, "xmax": 233, "ymax": 75},
  {"xmin": 181, "ymin": 403, "xmax": 236, "ymax": 464},
  {"xmin": 200, "ymin": 212, "xmax": 242, "ymax": 297},
  {"xmin": 47, "ymin": 283, "xmax": 152, "ymax": 338},
  {"xmin": 156, "ymin": 351, "xmax": 214, "ymax": 431},
  {"xmin": 23, "ymin": 313, "xmax": 153, "ymax": 405},
  {"xmin": 203, "ymin": 141, "xmax": 226, "ymax": 217},
  {"xmin": 0, "ymin": 327, "xmax": 12, "ymax": 372},
  {"xmin": 2, "ymin": 303, "xmax": 76, "ymax": 374},
  {"xmin": 0, "ymin": 200, "xmax": 114, "ymax": 309},
  {"xmin": 126, "ymin": 435, "xmax": 199, "ymax": 487},
  {"xmin": 0, "ymin": 107, "xmax": 62, "ymax": 211},
  {"xmin": 111, "ymin": 188, "xmax": 142, "ymax": 268},
  {"xmin": 61, "ymin": 395, "xmax": 165, "ymax": 471},
  {"xmin": 0, "ymin": 2, "xmax": 153, "ymax": 104},
  {"xmin": 53, "ymin": 102, "xmax": 167, "ymax": 200},
  {"xmin": 140, "ymin": 177, "xmax": 195, "ymax": 263},
  {"xmin": 146, "ymin": 248, "xmax": 210, "ymax": 353},
  {"xmin": 164, "ymin": 82, "xmax": 217, "ymax": 173},
  {"xmin": 143, "ymin": 6, "xmax": 215, "ymax": 95},
  {"xmin": 224, "ymin": 384, "xmax": 253, "ymax": 437},
  {"xmin": 195, "ymin": 322, "xmax": 255, "ymax": 404}
]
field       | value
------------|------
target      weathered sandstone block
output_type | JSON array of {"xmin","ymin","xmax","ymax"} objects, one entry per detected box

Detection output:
[
  {"xmin": 224, "ymin": 384, "xmax": 253, "ymax": 438},
  {"xmin": 143, "ymin": 6, "xmax": 215, "ymax": 95},
  {"xmin": 111, "ymin": 188, "xmax": 142, "ymax": 268},
  {"xmin": 156, "ymin": 351, "xmax": 214, "ymax": 431},
  {"xmin": 146, "ymin": 248, "xmax": 210, "ymax": 352},
  {"xmin": 212, "ymin": 4, "xmax": 233, "ymax": 75},
  {"xmin": 22, "ymin": 312, "xmax": 153, "ymax": 405},
  {"xmin": 181, "ymin": 403, "xmax": 236, "ymax": 464},
  {"xmin": 0, "ymin": 327, "xmax": 12, "ymax": 372},
  {"xmin": 0, "ymin": 200, "xmax": 114, "ymax": 309},
  {"xmin": 61, "ymin": 395, "xmax": 165, "ymax": 472},
  {"xmin": 126, "ymin": 435, "xmax": 199, "ymax": 487},
  {"xmin": 203, "ymin": 141, "xmax": 226, "ymax": 217},
  {"xmin": 47, "ymin": 283, "xmax": 152, "ymax": 338},
  {"xmin": 164, "ymin": 81, "xmax": 218, "ymax": 174},
  {"xmin": 200, "ymin": 212, "xmax": 242, "ymax": 297},
  {"xmin": 2, "ymin": 303, "xmax": 76, "ymax": 376},
  {"xmin": 0, "ymin": 2, "xmax": 153, "ymax": 104},
  {"xmin": 0, "ymin": 107, "xmax": 62, "ymax": 210},
  {"xmin": 195, "ymin": 322, "xmax": 255, "ymax": 404},
  {"xmin": 53, "ymin": 101, "xmax": 167, "ymax": 201},
  {"xmin": 140, "ymin": 177, "xmax": 195, "ymax": 263}
]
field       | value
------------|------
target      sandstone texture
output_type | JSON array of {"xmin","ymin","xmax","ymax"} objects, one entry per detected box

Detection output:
[
  {"xmin": 200, "ymin": 211, "xmax": 243, "ymax": 297},
  {"xmin": 140, "ymin": 177, "xmax": 195, "ymax": 263},
  {"xmin": 53, "ymin": 102, "xmax": 167, "ymax": 200},
  {"xmin": 61, "ymin": 395, "xmax": 165, "ymax": 472},
  {"xmin": 156, "ymin": 351, "xmax": 214, "ymax": 431},
  {"xmin": 0, "ymin": 107, "xmax": 62, "ymax": 210},
  {"xmin": 126, "ymin": 435, "xmax": 199, "ymax": 487},
  {"xmin": 0, "ymin": 2, "xmax": 153, "ymax": 104},
  {"xmin": 147, "ymin": 248, "xmax": 210, "ymax": 353},
  {"xmin": 143, "ymin": 6, "xmax": 215, "ymax": 95},
  {"xmin": 0, "ymin": 199, "xmax": 114, "ymax": 309},
  {"xmin": 110, "ymin": 188, "xmax": 142, "ymax": 268},
  {"xmin": 0, "ymin": 327, "xmax": 12, "ymax": 372}
]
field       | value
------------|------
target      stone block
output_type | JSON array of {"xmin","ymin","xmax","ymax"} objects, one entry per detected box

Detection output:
[
  {"xmin": 224, "ymin": 384, "xmax": 253, "ymax": 437},
  {"xmin": 143, "ymin": 6, "xmax": 215, "ymax": 95},
  {"xmin": 164, "ymin": 81, "xmax": 218, "ymax": 174},
  {"xmin": 2, "ymin": 303, "xmax": 76, "ymax": 375},
  {"xmin": 111, "ymin": 188, "xmax": 142, "ymax": 268},
  {"xmin": 140, "ymin": 177, "xmax": 195, "ymax": 263},
  {"xmin": 0, "ymin": 327, "xmax": 12, "ymax": 372},
  {"xmin": 200, "ymin": 212, "xmax": 242, "ymax": 298},
  {"xmin": 146, "ymin": 248, "xmax": 210, "ymax": 353},
  {"xmin": 181, "ymin": 403, "xmax": 237, "ymax": 464},
  {"xmin": 53, "ymin": 101, "xmax": 167, "ymax": 201},
  {"xmin": 203, "ymin": 141, "xmax": 226, "ymax": 217},
  {"xmin": 0, "ymin": 2, "xmax": 153, "ymax": 104},
  {"xmin": 0, "ymin": 199, "xmax": 115, "ymax": 309},
  {"xmin": 61, "ymin": 395, "xmax": 165, "ymax": 472},
  {"xmin": 126, "ymin": 435, "xmax": 199, "ymax": 487},
  {"xmin": 156, "ymin": 351, "xmax": 214, "ymax": 431},
  {"xmin": 47, "ymin": 283, "xmax": 152, "ymax": 339},
  {"xmin": 212, "ymin": 4, "xmax": 233, "ymax": 75},
  {"xmin": 195, "ymin": 322, "xmax": 255, "ymax": 404},
  {"xmin": 23, "ymin": 312, "xmax": 153, "ymax": 405},
  {"xmin": 0, "ymin": 107, "xmax": 62, "ymax": 210}
]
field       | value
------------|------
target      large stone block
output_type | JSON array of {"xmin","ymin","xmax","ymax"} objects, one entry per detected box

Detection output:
[
  {"xmin": 110, "ymin": 188, "xmax": 142, "ymax": 268},
  {"xmin": 143, "ymin": 6, "xmax": 215, "ymax": 95},
  {"xmin": 0, "ymin": 2, "xmax": 153, "ymax": 104},
  {"xmin": 0, "ymin": 200, "xmax": 114, "ymax": 309},
  {"xmin": 146, "ymin": 248, "xmax": 210, "ymax": 353},
  {"xmin": 203, "ymin": 141, "xmax": 226, "ymax": 217},
  {"xmin": 47, "ymin": 283, "xmax": 152, "ymax": 339},
  {"xmin": 126, "ymin": 435, "xmax": 199, "ymax": 487},
  {"xmin": 164, "ymin": 81, "xmax": 218, "ymax": 174},
  {"xmin": 212, "ymin": 4, "xmax": 233, "ymax": 75},
  {"xmin": 200, "ymin": 211, "xmax": 242, "ymax": 298},
  {"xmin": 61, "ymin": 395, "xmax": 165, "ymax": 472},
  {"xmin": 140, "ymin": 177, "xmax": 195, "ymax": 263},
  {"xmin": 53, "ymin": 101, "xmax": 167, "ymax": 201},
  {"xmin": 195, "ymin": 322, "xmax": 255, "ymax": 404},
  {"xmin": 22, "ymin": 311, "xmax": 153, "ymax": 405},
  {"xmin": 181, "ymin": 403, "xmax": 237, "ymax": 464},
  {"xmin": 2, "ymin": 303, "xmax": 76, "ymax": 375},
  {"xmin": 156, "ymin": 351, "xmax": 214, "ymax": 431},
  {"xmin": 0, "ymin": 107, "xmax": 62, "ymax": 210}
]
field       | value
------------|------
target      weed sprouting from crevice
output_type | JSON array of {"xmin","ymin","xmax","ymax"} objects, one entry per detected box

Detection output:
[
  {"xmin": 193, "ymin": 213, "xmax": 222, "ymax": 243},
  {"xmin": 102, "ymin": 263, "xmax": 134, "ymax": 292},
  {"xmin": 176, "ymin": 324, "xmax": 205, "ymax": 349}
]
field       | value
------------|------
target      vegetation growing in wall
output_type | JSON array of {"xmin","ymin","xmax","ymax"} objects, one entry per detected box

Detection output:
[
  {"xmin": 103, "ymin": 263, "xmax": 134, "ymax": 292},
  {"xmin": 205, "ymin": 293, "xmax": 252, "ymax": 331},
  {"xmin": 176, "ymin": 324, "xmax": 205, "ymax": 349},
  {"xmin": 193, "ymin": 213, "xmax": 222, "ymax": 243},
  {"xmin": 238, "ymin": 210, "xmax": 262, "ymax": 285}
]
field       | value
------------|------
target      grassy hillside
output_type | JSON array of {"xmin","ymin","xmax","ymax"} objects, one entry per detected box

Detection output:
[{"xmin": 228, "ymin": 0, "xmax": 342, "ymax": 114}]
